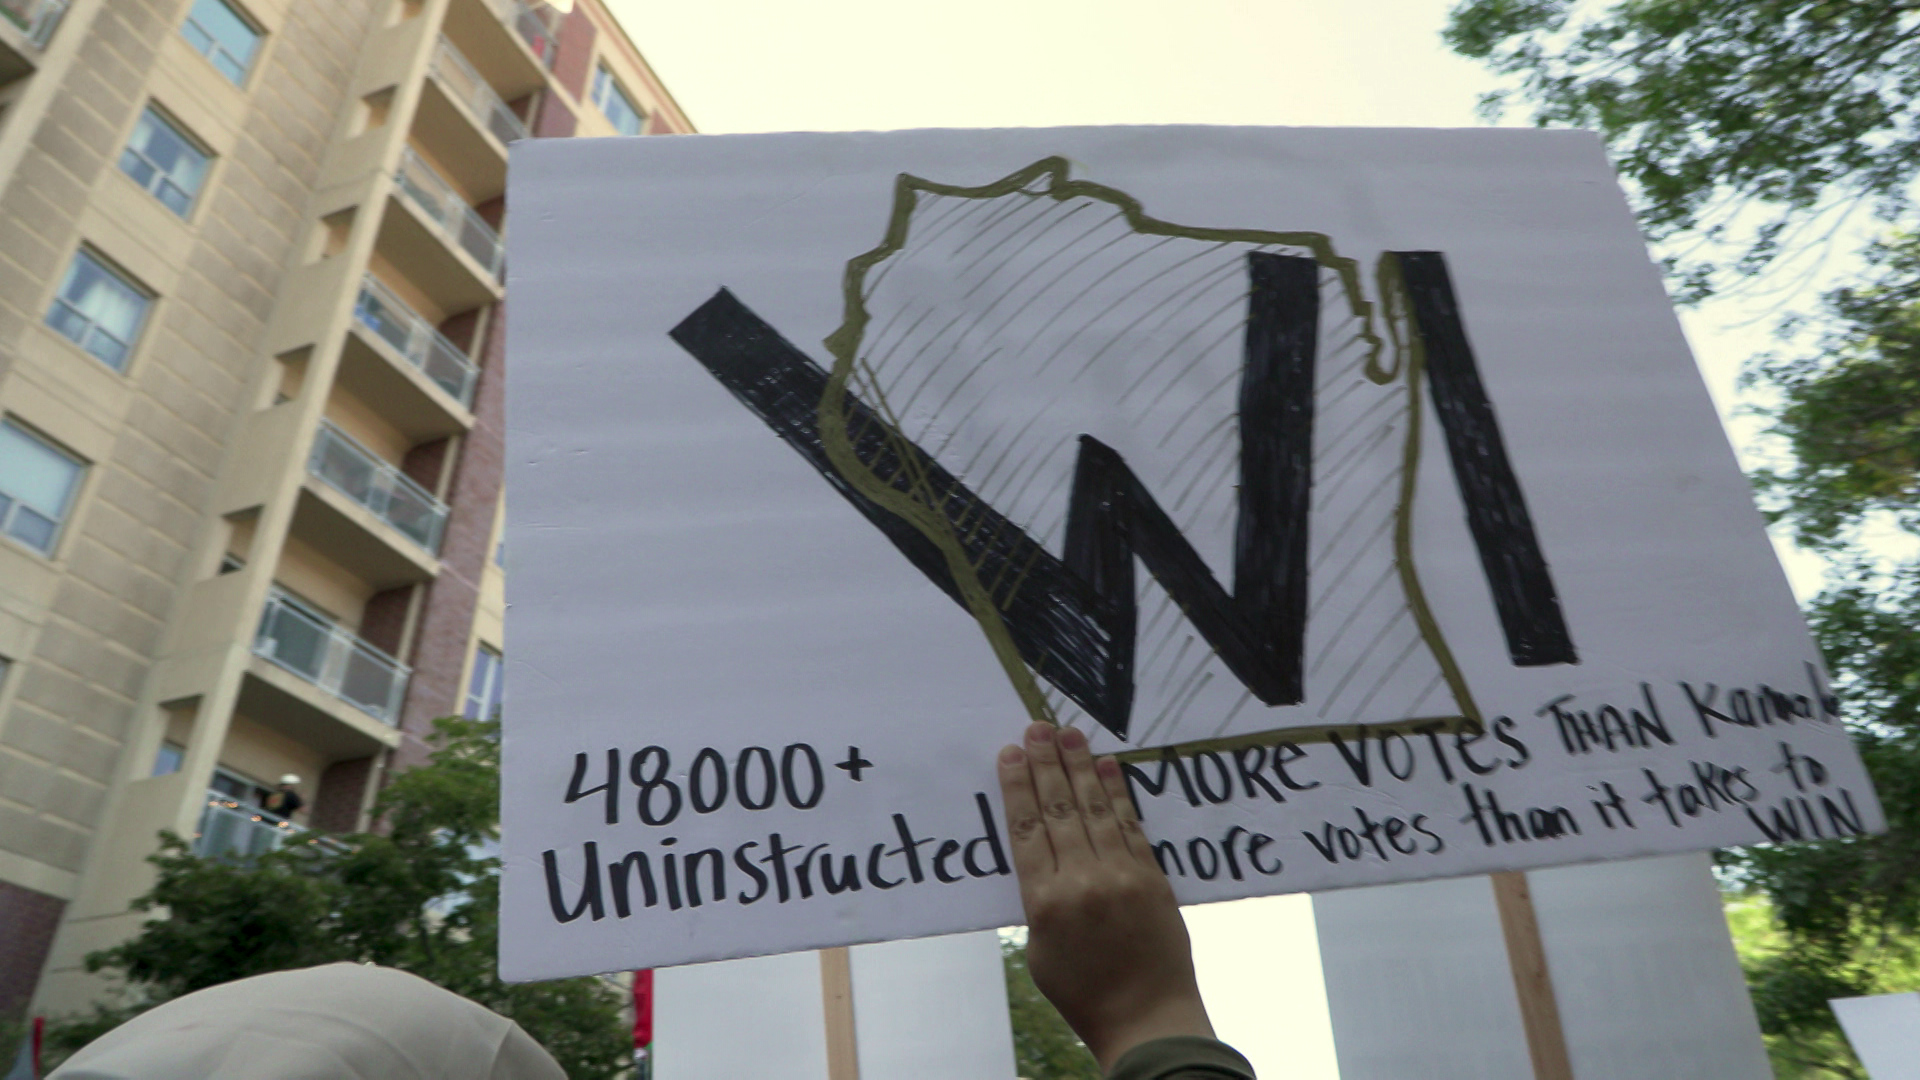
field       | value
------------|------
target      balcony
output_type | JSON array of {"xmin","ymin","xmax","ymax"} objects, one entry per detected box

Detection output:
[
  {"xmin": 309, "ymin": 419, "xmax": 447, "ymax": 555},
  {"xmin": 379, "ymin": 146, "xmax": 503, "ymax": 312},
  {"xmin": 0, "ymin": 0, "xmax": 61, "ymax": 40},
  {"xmin": 413, "ymin": 33, "xmax": 523, "ymax": 203},
  {"xmin": 395, "ymin": 147, "xmax": 504, "ymax": 283},
  {"xmin": 254, "ymin": 589, "xmax": 410, "ymax": 725},
  {"xmin": 0, "ymin": 0, "xmax": 66, "ymax": 83},
  {"xmin": 443, "ymin": 0, "xmax": 551, "ymax": 102},
  {"xmin": 511, "ymin": 1, "xmax": 559, "ymax": 68},
  {"xmin": 193, "ymin": 791, "xmax": 349, "ymax": 859},
  {"xmin": 431, "ymin": 36, "xmax": 527, "ymax": 147},
  {"xmin": 194, "ymin": 792, "xmax": 304, "ymax": 858},
  {"xmin": 352, "ymin": 275, "xmax": 478, "ymax": 407}
]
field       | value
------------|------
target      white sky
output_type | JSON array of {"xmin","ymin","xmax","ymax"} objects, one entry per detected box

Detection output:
[{"xmin": 601, "ymin": 2, "xmax": 1844, "ymax": 1075}]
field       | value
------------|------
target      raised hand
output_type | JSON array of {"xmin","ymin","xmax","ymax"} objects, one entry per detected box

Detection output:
[{"xmin": 998, "ymin": 722, "xmax": 1215, "ymax": 1072}]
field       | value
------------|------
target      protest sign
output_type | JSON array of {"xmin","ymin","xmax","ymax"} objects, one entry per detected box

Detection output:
[{"xmin": 500, "ymin": 126, "xmax": 1883, "ymax": 980}]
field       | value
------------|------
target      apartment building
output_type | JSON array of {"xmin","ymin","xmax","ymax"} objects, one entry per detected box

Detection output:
[{"xmin": 0, "ymin": 0, "xmax": 691, "ymax": 1016}]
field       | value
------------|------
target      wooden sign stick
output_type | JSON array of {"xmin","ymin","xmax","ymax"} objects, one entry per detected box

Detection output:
[
  {"xmin": 820, "ymin": 946, "xmax": 862, "ymax": 1080},
  {"xmin": 1491, "ymin": 871, "xmax": 1575, "ymax": 1080}
]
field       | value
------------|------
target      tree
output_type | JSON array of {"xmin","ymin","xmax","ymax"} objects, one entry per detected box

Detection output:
[
  {"xmin": 1445, "ymin": 0, "xmax": 1920, "ymax": 301},
  {"xmin": 1445, "ymin": 3, "xmax": 1920, "ymax": 1074},
  {"xmin": 1001, "ymin": 930, "xmax": 1100, "ymax": 1080},
  {"xmin": 1751, "ymin": 234, "xmax": 1920, "ymax": 550},
  {"xmin": 1722, "ymin": 893, "xmax": 1897, "ymax": 1080},
  {"xmin": 1728, "ymin": 236, "xmax": 1920, "ymax": 1076},
  {"xmin": 45, "ymin": 718, "xmax": 633, "ymax": 1079},
  {"xmin": 1721, "ymin": 561, "xmax": 1920, "ymax": 1076}
]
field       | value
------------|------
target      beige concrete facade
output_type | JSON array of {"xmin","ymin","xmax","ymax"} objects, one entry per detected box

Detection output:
[{"xmin": 0, "ymin": 0, "xmax": 691, "ymax": 1017}]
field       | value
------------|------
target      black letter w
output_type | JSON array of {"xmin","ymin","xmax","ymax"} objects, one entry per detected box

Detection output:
[{"xmin": 669, "ymin": 251, "xmax": 1572, "ymax": 740}]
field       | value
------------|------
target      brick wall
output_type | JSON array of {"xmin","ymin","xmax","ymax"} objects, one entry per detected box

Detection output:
[
  {"xmin": 535, "ymin": 90, "xmax": 576, "ymax": 138},
  {"xmin": 551, "ymin": 5, "xmax": 599, "ymax": 99},
  {"xmin": 357, "ymin": 587, "xmax": 411, "ymax": 656},
  {"xmin": 400, "ymin": 437, "xmax": 450, "ymax": 493},
  {"xmin": 0, "ymin": 881, "xmax": 63, "ymax": 1018},
  {"xmin": 309, "ymin": 755, "xmax": 373, "ymax": 834},
  {"xmin": 392, "ymin": 305, "xmax": 505, "ymax": 769}
]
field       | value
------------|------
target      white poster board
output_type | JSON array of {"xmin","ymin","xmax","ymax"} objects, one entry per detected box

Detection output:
[
  {"xmin": 652, "ymin": 931, "xmax": 1015, "ymax": 1080},
  {"xmin": 1315, "ymin": 854, "xmax": 1771, "ymax": 1080},
  {"xmin": 500, "ymin": 125, "xmax": 1882, "ymax": 980},
  {"xmin": 1831, "ymin": 992, "xmax": 1920, "ymax": 1080}
]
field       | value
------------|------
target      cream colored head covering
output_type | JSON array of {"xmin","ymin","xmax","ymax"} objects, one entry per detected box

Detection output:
[{"xmin": 50, "ymin": 963, "xmax": 564, "ymax": 1080}]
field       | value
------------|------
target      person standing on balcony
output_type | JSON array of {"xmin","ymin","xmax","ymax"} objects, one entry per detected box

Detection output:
[{"xmin": 262, "ymin": 774, "xmax": 304, "ymax": 822}]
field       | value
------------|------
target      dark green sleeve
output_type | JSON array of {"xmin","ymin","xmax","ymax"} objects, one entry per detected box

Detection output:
[{"xmin": 1107, "ymin": 1035, "xmax": 1256, "ymax": 1080}]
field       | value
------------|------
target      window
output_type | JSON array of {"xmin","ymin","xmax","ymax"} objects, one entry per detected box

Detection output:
[
  {"xmin": 0, "ymin": 421, "xmax": 85, "ymax": 554},
  {"xmin": 153, "ymin": 741, "xmax": 185, "ymax": 776},
  {"xmin": 181, "ymin": 0, "xmax": 261, "ymax": 84},
  {"xmin": 464, "ymin": 644, "xmax": 503, "ymax": 720},
  {"xmin": 210, "ymin": 767, "xmax": 270, "ymax": 806},
  {"xmin": 46, "ymin": 250, "xmax": 151, "ymax": 370},
  {"xmin": 120, "ymin": 107, "xmax": 211, "ymax": 216},
  {"xmin": 590, "ymin": 64, "xmax": 644, "ymax": 136}
]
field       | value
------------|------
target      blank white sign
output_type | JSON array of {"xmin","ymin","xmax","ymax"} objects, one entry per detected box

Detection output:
[{"xmin": 1832, "ymin": 992, "xmax": 1920, "ymax": 1080}]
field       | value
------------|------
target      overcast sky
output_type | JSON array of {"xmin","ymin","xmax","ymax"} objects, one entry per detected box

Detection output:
[
  {"xmin": 597, "ymin": 3, "xmax": 1838, "ymax": 1074},
  {"xmin": 615, "ymin": 0, "xmax": 1498, "ymax": 134}
]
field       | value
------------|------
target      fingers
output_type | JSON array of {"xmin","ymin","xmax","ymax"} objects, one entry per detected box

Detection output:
[
  {"xmin": 1096, "ymin": 755, "xmax": 1154, "ymax": 865},
  {"xmin": 1023, "ymin": 722, "xmax": 1094, "ymax": 863},
  {"xmin": 998, "ymin": 743, "xmax": 1053, "ymax": 882},
  {"xmin": 1059, "ymin": 726, "xmax": 1127, "ymax": 858}
]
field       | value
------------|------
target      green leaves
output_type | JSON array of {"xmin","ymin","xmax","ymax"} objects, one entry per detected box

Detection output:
[
  {"xmin": 84, "ymin": 836, "xmax": 353, "ymax": 997},
  {"xmin": 1446, "ymin": 4, "xmax": 1920, "ymax": 1072},
  {"xmin": 1001, "ymin": 931, "xmax": 1102, "ymax": 1080},
  {"xmin": 1445, "ymin": 0, "xmax": 1920, "ymax": 299},
  {"xmin": 1716, "ymin": 562, "xmax": 1920, "ymax": 1076},
  {"xmin": 70, "ymin": 718, "xmax": 634, "ymax": 1080},
  {"xmin": 1754, "ymin": 234, "xmax": 1920, "ymax": 550}
]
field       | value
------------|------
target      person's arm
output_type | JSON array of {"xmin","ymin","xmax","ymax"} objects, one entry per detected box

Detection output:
[{"xmin": 997, "ymin": 722, "xmax": 1256, "ymax": 1080}]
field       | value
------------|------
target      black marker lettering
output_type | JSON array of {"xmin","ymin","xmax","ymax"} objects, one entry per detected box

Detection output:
[
  {"xmin": 820, "ymin": 852, "xmax": 864, "ymax": 894},
  {"xmin": 734, "ymin": 842, "xmax": 769, "ymax": 904},
  {"xmin": 1247, "ymin": 832, "xmax": 1284, "ymax": 874},
  {"xmin": 889, "ymin": 815, "xmax": 936, "ymax": 883},
  {"xmin": 684, "ymin": 848, "xmax": 725, "ymax": 907},
  {"xmin": 544, "ymin": 843, "xmax": 604, "ymax": 923},
  {"xmin": 1394, "ymin": 250, "xmax": 1576, "ymax": 667},
  {"xmin": 565, "ymin": 751, "xmax": 620, "ymax": 825},
  {"xmin": 933, "ymin": 840, "xmax": 965, "ymax": 883},
  {"xmin": 867, "ymin": 843, "xmax": 902, "ymax": 890},
  {"xmin": 608, "ymin": 850, "xmax": 658, "ymax": 915},
  {"xmin": 964, "ymin": 793, "xmax": 1011, "ymax": 877},
  {"xmin": 1234, "ymin": 745, "xmax": 1287, "ymax": 803}
]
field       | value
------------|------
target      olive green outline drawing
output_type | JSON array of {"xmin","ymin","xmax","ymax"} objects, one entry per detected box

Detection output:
[{"xmin": 815, "ymin": 156, "xmax": 1476, "ymax": 754}]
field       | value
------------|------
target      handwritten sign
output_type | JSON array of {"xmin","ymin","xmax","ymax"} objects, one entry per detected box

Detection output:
[{"xmin": 499, "ymin": 126, "xmax": 1883, "ymax": 980}]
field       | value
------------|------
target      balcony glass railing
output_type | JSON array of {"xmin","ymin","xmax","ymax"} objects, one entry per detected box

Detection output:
[
  {"xmin": 308, "ymin": 419, "xmax": 448, "ymax": 554},
  {"xmin": 512, "ymin": 1, "xmax": 559, "ymax": 68},
  {"xmin": 395, "ymin": 148, "xmax": 504, "ymax": 282},
  {"xmin": 254, "ymin": 589, "xmax": 410, "ymax": 724},
  {"xmin": 431, "ymin": 36, "xmax": 528, "ymax": 145},
  {"xmin": 352, "ymin": 275, "xmax": 478, "ymax": 407},
  {"xmin": 193, "ymin": 791, "xmax": 346, "ymax": 859},
  {"xmin": 0, "ymin": 0, "xmax": 67, "ymax": 47},
  {"xmin": 194, "ymin": 792, "xmax": 302, "ymax": 858}
]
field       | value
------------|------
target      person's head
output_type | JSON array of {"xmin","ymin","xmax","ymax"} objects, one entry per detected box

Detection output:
[
  {"xmin": 278, "ymin": 773, "xmax": 300, "ymax": 790},
  {"xmin": 49, "ymin": 963, "xmax": 564, "ymax": 1079}
]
